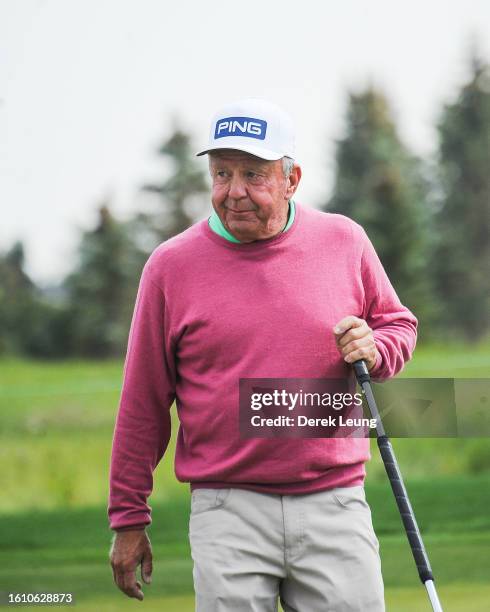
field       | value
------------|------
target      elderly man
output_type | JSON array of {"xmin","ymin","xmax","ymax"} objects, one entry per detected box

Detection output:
[{"xmin": 108, "ymin": 99, "xmax": 417, "ymax": 611}]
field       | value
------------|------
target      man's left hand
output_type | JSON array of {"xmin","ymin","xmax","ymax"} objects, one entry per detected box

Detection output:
[{"xmin": 333, "ymin": 316, "xmax": 380, "ymax": 372}]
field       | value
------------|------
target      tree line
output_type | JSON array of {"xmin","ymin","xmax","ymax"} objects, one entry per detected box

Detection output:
[{"xmin": 0, "ymin": 54, "xmax": 488, "ymax": 358}]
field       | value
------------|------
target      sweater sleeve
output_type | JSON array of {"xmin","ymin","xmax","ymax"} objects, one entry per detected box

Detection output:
[
  {"xmin": 359, "ymin": 228, "xmax": 418, "ymax": 381},
  {"xmin": 108, "ymin": 259, "xmax": 176, "ymax": 530}
]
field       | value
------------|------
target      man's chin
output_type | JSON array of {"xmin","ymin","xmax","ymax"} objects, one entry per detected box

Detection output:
[{"xmin": 226, "ymin": 220, "xmax": 258, "ymax": 240}]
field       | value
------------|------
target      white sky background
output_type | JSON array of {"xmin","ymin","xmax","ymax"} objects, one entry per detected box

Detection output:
[{"xmin": 1, "ymin": 0, "xmax": 489, "ymax": 285}]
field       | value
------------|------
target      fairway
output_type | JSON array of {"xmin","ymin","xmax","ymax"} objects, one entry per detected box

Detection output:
[
  {"xmin": 0, "ymin": 346, "xmax": 489, "ymax": 610},
  {"xmin": 7, "ymin": 584, "xmax": 490, "ymax": 612},
  {"xmin": 1, "ymin": 477, "xmax": 489, "ymax": 610}
]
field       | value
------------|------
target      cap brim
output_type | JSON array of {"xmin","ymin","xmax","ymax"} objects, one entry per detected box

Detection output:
[{"xmin": 195, "ymin": 143, "xmax": 283, "ymax": 161}]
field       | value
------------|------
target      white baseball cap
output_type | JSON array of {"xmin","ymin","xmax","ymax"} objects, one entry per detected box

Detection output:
[{"xmin": 196, "ymin": 98, "xmax": 295, "ymax": 161}]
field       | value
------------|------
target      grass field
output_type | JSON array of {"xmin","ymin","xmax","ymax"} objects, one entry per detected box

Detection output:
[
  {"xmin": 0, "ymin": 476, "xmax": 489, "ymax": 610},
  {"xmin": 0, "ymin": 343, "xmax": 489, "ymax": 610}
]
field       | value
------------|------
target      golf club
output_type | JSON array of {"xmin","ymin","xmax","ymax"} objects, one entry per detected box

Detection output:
[{"xmin": 353, "ymin": 360, "xmax": 444, "ymax": 612}]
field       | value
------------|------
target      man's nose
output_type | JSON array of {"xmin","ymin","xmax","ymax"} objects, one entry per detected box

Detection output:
[{"xmin": 228, "ymin": 174, "xmax": 247, "ymax": 200}]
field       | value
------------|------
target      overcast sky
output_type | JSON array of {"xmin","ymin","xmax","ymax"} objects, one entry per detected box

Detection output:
[{"xmin": 1, "ymin": 0, "xmax": 489, "ymax": 285}]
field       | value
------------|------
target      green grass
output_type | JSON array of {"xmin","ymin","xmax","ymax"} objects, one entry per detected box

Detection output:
[
  {"xmin": 0, "ymin": 343, "xmax": 489, "ymax": 512},
  {"xmin": 0, "ymin": 341, "xmax": 487, "ymax": 432},
  {"xmin": 8, "ymin": 587, "xmax": 490, "ymax": 612},
  {"xmin": 0, "ymin": 347, "xmax": 489, "ymax": 610},
  {"xmin": 401, "ymin": 341, "xmax": 490, "ymax": 377},
  {"xmin": 10, "ymin": 586, "xmax": 490, "ymax": 612},
  {"xmin": 0, "ymin": 357, "xmax": 186, "ymax": 512},
  {"xmin": 384, "ymin": 584, "xmax": 490, "ymax": 612},
  {"xmin": 3, "ymin": 474, "xmax": 489, "ymax": 561},
  {"xmin": 0, "ymin": 477, "xmax": 489, "ymax": 609}
]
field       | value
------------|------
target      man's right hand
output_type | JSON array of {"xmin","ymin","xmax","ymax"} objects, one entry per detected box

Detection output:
[{"xmin": 109, "ymin": 529, "xmax": 153, "ymax": 600}]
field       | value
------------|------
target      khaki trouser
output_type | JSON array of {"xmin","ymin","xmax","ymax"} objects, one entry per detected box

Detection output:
[{"xmin": 189, "ymin": 486, "xmax": 385, "ymax": 611}]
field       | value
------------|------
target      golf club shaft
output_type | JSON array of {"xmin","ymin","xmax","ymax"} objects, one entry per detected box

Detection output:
[
  {"xmin": 425, "ymin": 580, "xmax": 443, "ymax": 612},
  {"xmin": 353, "ymin": 360, "xmax": 444, "ymax": 612}
]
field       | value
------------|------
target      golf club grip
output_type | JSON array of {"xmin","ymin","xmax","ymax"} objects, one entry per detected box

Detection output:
[{"xmin": 377, "ymin": 435, "xmax": 434, "ymax": 584}]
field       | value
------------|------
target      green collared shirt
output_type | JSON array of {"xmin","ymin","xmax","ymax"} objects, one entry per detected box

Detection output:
[{"xmin": 208, "ymin": 200, "xmax": 296, "ymax": 243}]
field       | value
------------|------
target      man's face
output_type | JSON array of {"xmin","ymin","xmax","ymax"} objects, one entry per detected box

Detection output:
[{"xmin": 209, "ymin": 149, "xmax": 301, "ymax": 243}]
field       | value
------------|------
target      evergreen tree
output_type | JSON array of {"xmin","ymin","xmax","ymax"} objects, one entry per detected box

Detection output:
[
  {"xmin": 0, "ymin": 242, "xmax": 36, "ymax": 354},
  {"xmin": 325, "ymin": 87, "xmax": 435, "ymax": 336},
  {"xmin": 63, "ymin": 204, "xmax": 144, "ymax": 357},
  {"xmin": 0, "ymin": 242, "xmax": 62, "ymax": 356},
  {"xmin": 434, "ymin": 53, "xmax": 490, "ymax": 340},
  {"xmin": 141, "ymin": 125, "xmax": 209, "ymax": 241}
]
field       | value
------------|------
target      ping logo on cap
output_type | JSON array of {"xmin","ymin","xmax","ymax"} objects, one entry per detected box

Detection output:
[{"xmin": 214, "ymin": 116, "xmax": 267, "ymax": 140}]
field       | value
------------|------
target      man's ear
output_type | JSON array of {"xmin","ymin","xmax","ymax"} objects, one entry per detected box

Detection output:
[{"xmin": 285, "ymin": 165, "xmax": 302, "ymax": 199}]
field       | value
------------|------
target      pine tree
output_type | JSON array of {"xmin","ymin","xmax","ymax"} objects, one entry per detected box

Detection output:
[
  {"xmin": 63, "ymin": 204, "xmax": 145, "ymax": 357},
  {"xmin": 434, "ymin": 53, "xmax": 490, "ymax": 340},
  {"xmin": 0, "ymin": 242, "xmax": 62, "ymax": 356},
  {"xmin": 141, "ymin": 125, "xmax": 209, "ymax": 242},
  {"xmin": 0, "ymin": 242, "xmax": 36, "ymax": 354},
  {"xmin": 325, "ymin": 87, "xmax": 435, "ymax": 336}
]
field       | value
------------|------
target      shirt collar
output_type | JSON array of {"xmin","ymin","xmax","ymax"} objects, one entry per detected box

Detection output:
[{"xmin": 208, "ymin": 200, "xmax": 295, "ymax": 243}]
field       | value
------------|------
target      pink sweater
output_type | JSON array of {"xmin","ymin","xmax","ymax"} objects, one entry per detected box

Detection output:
[{"xmin": 108, "ymin": 203, "xmax": 417, "ymax": 530}]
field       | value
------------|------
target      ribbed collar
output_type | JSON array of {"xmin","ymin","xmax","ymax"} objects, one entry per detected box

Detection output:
[{"xmin": 208, "ymin": 200, "xmax": 296, "ymax": 243}]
